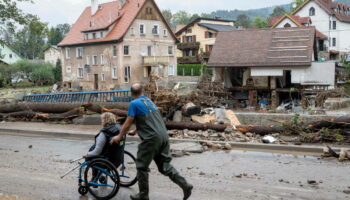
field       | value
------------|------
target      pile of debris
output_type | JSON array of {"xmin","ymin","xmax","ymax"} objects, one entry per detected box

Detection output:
[{"xmin": 323, "ymin": 146, "xmax": 350, "ymax": 162}]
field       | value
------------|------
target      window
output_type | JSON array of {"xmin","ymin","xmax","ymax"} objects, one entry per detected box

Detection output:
[
  {"xmin": 100, "ymin": 54, "xmax": 105, "ymax": 65},
  {"xmin": 152, "ymin": 25, "xmax": 159, "ymax": 35},
  {"xmin": 185, "ymin": 50, "xmax": 194, "ymax": 57},
  {"xmin": 146, "ymin": 7, "xmax": 152, "ymax": 15},
  {"xmin": 130, "ymin": 27, "xmax": 135, "ymax": 35},
  {"xmin": 140, "ymin": 24, "xmax": 145, "ymax": 35},
  {"xmin": 207, "ymin": 32, "xmax": 215, "ymax": 38},
  {"xmin": 100, "ymin": 32, "xmax": 104, "ymax": 38},
  {"xmin": 113, "ymin": 45, "xmax": 117, "ymax": 57},
  {"xmin": 84, "ymin": 34, "xmax": 88, "ymax": 40},
  {"xmin": 87, "ymin": 73, "xmax": 91, "ymax": 81},
  {"xmin": 93, "ymin": 33, "xmax": 96, "ymax": 39},
  {"xmin": 66, "ymin": 66, "xmax": 72, "ymax": 73},
  {"xmin": 333, "ymin": 38, "xmax": 336, "ymax": 47},
  {"xmin": 309, "ymin": 7, "xmax": 315, "ymax": 16},
  {"xmin": 147, "ymin": 46, "xmax": 152, "ymax": 56},
  {"xmin": 185, "ymin": 36, "xmax": 193, "ymax": 42},
  {"xmin": 65, "ymin": 48, "xmax": 71, "ymax": 59},
  {"xmin": 93, "ymin": 55, "xmax": 98, "ymax": 65},
  {"xmin": 163, "ymin": 29, "xmax": 168, "ymax": 36},
  {"xmin": 9, "ymin": 54, "xmax": 12, "ymax": 59},
  {"xmin": 124, "ymin": 66, "xmax": 131, "ymax": 83},
  {"xmin": 333, "ymin": 21, "xmax": 337, "ymax": 30},
  {"xmin": 76, "ymin": 47, "xmax": 83, "ymax": 58},
  {"xmin": 124, "ymin": 45, "xmax": 129, "ymax": 55},
  {"xmin": 284, "ymin": 23, "xmax": 291, "ymax": 28},
  {"xmin": 168, "ymin": 46, "xmax": 173, "ymax": 55},
  {"xmin": 86, "ymin": 56, "xmax": 90, "ymax": 65},
  {"xmin": 101, "ymin": 73, "xmax": 105, "ymax": 81},
  {"xmin": 112, "ymin": 67, "xmax": 118, "ymax": 79},
  {"xmin": 168, "ymin": 65, "xmax": 174, "ymax": 76},
  {"xmin": 77, "ymin": 68, "xmax": 84, "ymax": 78}
]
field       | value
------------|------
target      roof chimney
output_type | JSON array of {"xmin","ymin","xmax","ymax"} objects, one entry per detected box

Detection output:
[{"xmin": 91, "ymin": 0, "xmax": 99, "ymax": 15}]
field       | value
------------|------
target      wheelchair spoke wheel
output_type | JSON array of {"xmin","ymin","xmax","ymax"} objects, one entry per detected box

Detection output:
[
  {"xmin": 84, "ymin": 159, "xmax": 120, "ymax": 200},
  {"xmin": 118, "ymin": 151, "xmax": 137, "ymax": 187}
]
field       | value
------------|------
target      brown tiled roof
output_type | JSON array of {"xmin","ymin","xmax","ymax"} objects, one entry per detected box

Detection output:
[
  {"xmin": 293, "ymin": 0, "xmax": 350, "ymax": 23},
  {"xmin": 58, "ymin": 0, "xmax": 176, "ymax": 46},
  {"xmin": 208, "ymin": 27, "xmax": 316, "ymax": 67}
]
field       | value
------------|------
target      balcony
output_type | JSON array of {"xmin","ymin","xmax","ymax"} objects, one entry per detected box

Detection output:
[
  {"xmin": 201, "ymin": 51, "xmax": 211, "ymax": 59},
  {"xmin": 142, "ymin": 56, "xmax": 170, "ymax": 66},
  {"xmin": 178, "ymin": 56, "xmax": 201, "ymax": 64},
  {"xmin": 177, "ymin": 42, "xmax": 200, "ymax": 50}
]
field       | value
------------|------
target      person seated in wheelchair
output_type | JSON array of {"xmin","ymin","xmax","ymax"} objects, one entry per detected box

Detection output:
[{"xmin": 84, "ymin": 112, "xmax": 125, "ymax": 168}]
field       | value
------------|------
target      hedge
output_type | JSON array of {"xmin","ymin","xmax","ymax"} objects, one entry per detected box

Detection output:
[{"xmin": 177, "ymin": 64, "xmax": 213, "ymax": 76}]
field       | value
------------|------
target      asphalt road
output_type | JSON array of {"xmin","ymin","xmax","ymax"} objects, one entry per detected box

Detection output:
[{"xmin": 0, "ymin": 134, "xmax": 349, "ymax": 200}]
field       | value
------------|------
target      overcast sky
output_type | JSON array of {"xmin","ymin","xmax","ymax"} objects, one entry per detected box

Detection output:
[{"xmin": 18, "ymin": 0, "xmax": 292, "ymax": 26}]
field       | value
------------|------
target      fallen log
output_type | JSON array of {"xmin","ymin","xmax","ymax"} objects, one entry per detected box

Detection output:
[
  {"xmin": 36, "ymin": 107, "xmax": 83, "ymax": 120},
  {"xmin": 235, "ymin": 125, "xmax": 288, "ymax": 136},
  {"xmin": 83, "ymin": 104, "xmax": 128, "ymax": 116},
  {"xmin": 165, "ymin": 121, "xmax": 227, "ymax": 132},
  {"xmin": 308, "ymin": 116, "xmax": 350, "ymax": 129},
  {"xmin": 0, "ymin": 102, "xmax": 129, "ymax": 114},
  {"xmin": 0, "ymin": 111, "xmax": 39, "ymax": 119}
]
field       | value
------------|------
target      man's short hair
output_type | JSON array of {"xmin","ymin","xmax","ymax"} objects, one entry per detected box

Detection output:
[{"xmin": 131, "ymin": 83, "xmax": 143, "ymax": 96}]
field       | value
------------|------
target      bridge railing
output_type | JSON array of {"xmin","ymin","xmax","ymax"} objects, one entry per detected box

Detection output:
[{"xmin": 23, "ymin": 90, "xmax": 133, "ymax": 103}]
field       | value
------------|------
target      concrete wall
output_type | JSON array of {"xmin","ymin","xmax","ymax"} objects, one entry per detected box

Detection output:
[{"xmin": 235, "ymin": 112, "xmax": 341, "ymax": 126}]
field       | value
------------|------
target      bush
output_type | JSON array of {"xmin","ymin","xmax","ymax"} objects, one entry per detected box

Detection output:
[
  {"xmin": 32, "ymin": 62, "xmax": 55, "ymax": 85},
  {"xmin": 53, "ymin": 59, "xmax": 62, "ymax": 82},
  {"xmin": 12, "ymin": 80, "xmax": 34, "ymax": 88},
  {"xmin": 177, "ymin": 64, "xmax": 211, "ymax": 76}
]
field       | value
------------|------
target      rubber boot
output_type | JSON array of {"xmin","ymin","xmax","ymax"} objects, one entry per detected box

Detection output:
[
  {"xmin": 130, "ymin": 170, "xmax": 149, "ymax": 200},
  {"xmin": 170, "ymin": 173, "xmax": 193, "ymax": 200}
]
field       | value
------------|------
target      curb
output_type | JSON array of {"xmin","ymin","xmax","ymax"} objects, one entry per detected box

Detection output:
[{"xmin": 0, "ymin": 128, "xmax": 342, "ymax": 154}]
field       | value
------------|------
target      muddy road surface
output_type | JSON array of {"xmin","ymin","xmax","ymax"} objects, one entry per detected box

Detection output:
[{"xmin": 0, "ymin": 134, "xmax": 349, "ymax": 200}]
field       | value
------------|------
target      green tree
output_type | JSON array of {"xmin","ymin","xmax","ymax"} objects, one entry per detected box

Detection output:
[
  {"xmin": 0, "ymin": 0, "xmax": 32, "ymax": 45},
  {"xmin": 253, "ymin": 17, "xmax": 268, "ymax": 29},
  {"xmin": 47, "ymin": 23, "xmax": 71, "ymax": 45},
  {"xmin": 31, "ymin": 62, "xmax": 55, "ymax": 85},
  {"xmin": 172, "ymin": 11, "xmax": 192, "ymax": 26},
  {"xmin": 53, "ymin": 59, "xmax": 62, "ymax": 82},
  {"xmin": 162, "ymin": 10, "xmax": 173, "ymax": 25},
  {"xmin": 0, "ymin": 64, "xmax": 19, "ymax": 87},
  {"xmin": 189, "ymin": 14, "xmax": 200, "ymax": 23},
  {"xmin": 291, "ymin": 0, "xmax": 306, "ymax": 12},
  {"xmin": 270, "ymin": 6, "xmax": 287, "ymax": 17},
  {"xmin": 12, "ymin": 15, "xmax": 48, "ymax": 60},
  {"xmin": 236, "ymin": 14, "xmax": 251, "ymax": 28},
  {"xmin": 200, "ymin": 13, "xmax": 212, "ymax": 18}
]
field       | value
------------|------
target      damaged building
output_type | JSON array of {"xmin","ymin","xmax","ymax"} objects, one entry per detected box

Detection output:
[{"xmin": 208, "ymin": 27, "xmax": 338, "ymax": 110}]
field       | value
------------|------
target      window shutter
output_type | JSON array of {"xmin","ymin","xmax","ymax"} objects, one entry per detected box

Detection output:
[
  {"xmin": 183, "ymin": 36, "xmax": 186, "ymax": 42},
  {"xmin": 205, "ymin": 31, "xmax": 208, "ymax": 38},
  {"xmin": 193, "ymin": 35, "xmax": 196, "ymax": 42}
]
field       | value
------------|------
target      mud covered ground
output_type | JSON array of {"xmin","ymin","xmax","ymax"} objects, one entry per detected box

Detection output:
[{"xmin": 0, "ymin": 134, "xmax": 349, "ymax": 200}]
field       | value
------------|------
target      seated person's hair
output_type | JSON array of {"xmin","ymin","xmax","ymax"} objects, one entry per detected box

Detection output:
[{"xmin": 101, "ymin": 112, "xmax": 117, "ymax": 127}]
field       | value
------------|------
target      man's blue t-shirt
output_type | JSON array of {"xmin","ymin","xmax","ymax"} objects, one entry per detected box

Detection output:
[{"xmin": 128, "ymin": 96, "xmax": 157, "ymax": 117}]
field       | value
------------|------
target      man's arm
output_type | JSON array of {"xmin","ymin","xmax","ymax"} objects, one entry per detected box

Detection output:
[{"xmin": 110, "ymin": 116, "xmax": 135, "ymax": 144}]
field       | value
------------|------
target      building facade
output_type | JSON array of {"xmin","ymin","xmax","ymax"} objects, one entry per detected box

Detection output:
[
  {"xmin": 175, "ymin": 18, "xmax": 236, "ymax": 64},
  {"xmin": 44, "ymin": 45, "xmax": 61, "ymax": 65},
  {"xmin": 0, "ymin": 44, "xmax": 21, "ymax": 65},
  {"xmin": 292, "ymin": 0, "xmax": 350, "ymax": 59},
  {"xmin": 208, "ymin": 27, "xmax": 337, "ymax": 109},
  {"xmin": 58, "ymin": 0, "xmax": 177, "ymax": 91}
]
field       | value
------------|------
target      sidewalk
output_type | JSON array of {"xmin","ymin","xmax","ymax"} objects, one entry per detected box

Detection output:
[{"xmin": 0, "ymin": 121, "xmax": 348, "ymax": 154}]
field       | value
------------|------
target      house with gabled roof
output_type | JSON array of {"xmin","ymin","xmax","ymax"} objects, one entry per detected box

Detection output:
[
  {"xmin": 291, "ymin": 0, "xmax": 350, "ymax": 60},
  {"xmin": 0, "ymin": 43, "xmax": 21, "ymax": 65},
  {"xmin": 58, "ymin": 0, "xmax": 178, "ymax": 91},
  {"xmin": 208, "ymin": 27, "xmax": 337, "ymax": 109},
  {"xmin": 268, "ymin": 14, "xmax": 328, "ymax": 60},
  {"xmin": 175, "ymin": 18, "xmax": 236, "ymax": 65},
  {"xmin": 44, "ymin": 45, "xmax": 62, "ymax": 65}
]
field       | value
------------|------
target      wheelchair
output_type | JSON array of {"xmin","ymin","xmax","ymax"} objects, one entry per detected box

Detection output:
[{"xmin": 61, "ymin": 150, "xmax": 137, "ymax": 200}]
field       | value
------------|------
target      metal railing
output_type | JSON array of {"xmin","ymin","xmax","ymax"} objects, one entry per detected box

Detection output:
[{"xmin": 23, "ymin": 90, "xmax": 133, "ymax": 103}]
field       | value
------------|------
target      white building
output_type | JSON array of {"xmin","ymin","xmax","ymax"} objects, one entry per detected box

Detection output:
[
  {"xmin": 44, "ymin": 45, "xmax": 61, "ymax": 65},
  {"xmin": 0, "ymin": 43, "xmax": 21, "ymax": 65},
  {"xmin": 292, "ymin": 0, "xmax": 350, "ymax": 59}
]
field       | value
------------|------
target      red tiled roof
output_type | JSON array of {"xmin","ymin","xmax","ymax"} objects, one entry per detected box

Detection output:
[
  {"xmin": 269, "ymin": 14, "xmax": 311, "ymax": 27},
  {"xmin": 316, "ymin": 29, "xmax": 327, "ymax": 39},
  {"xmin": 59, "ymin": 0, "xmax": 174, "ymax": 46},
  {"xmin": 293, "ymin": 0, "xmax": 350, "ymax": 23}
]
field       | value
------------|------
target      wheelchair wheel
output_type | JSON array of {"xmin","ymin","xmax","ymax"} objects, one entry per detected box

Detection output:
[
  {"xmin": 78, "ymin": 186, "xmax": 88, "ymax": 195},
  {"xmin": 118, "ymin": 151, "xmax": 137, "ymax": 187},
  {"xmin": 84, "ymin": 158, "xmax": 120, "ymax": 200}
]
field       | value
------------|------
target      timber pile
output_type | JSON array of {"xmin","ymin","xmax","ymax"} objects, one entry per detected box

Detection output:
[
  {"xmin": 315, "ymin": 88, "xmax": 346, "ymax": 107},
  {"xmin": 144, "ymin": 74, "xmax": 180, "ymax": 115}
]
